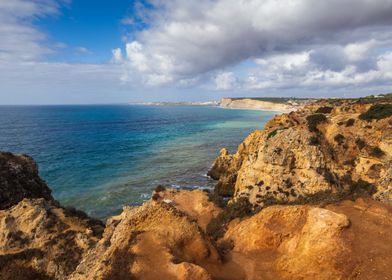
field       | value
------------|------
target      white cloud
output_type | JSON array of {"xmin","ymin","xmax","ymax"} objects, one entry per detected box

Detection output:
[
  {"xmin": 0, "ymin": 0, "xmax": 130, "ymax": 104},
  {"xmin": 214, "ymin": 72, "xmax": 237, "ymax": 90},
  {"xmin": 0, "ymin": 0, "xmax": 62, "ymax": 62},
  {"xmin": 75, "ymin": 47, "xmax": 90, "ymax": 54},
  {"xmin": 116, "ymin": 0, "xmax": 392, "ymax": 93},
  {"xmin": 111, "ymin": 48, "xmax": 123, "ymax": 63}
]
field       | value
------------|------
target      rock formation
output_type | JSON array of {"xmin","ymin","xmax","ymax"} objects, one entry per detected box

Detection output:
[
  {"xmin": 0, "ymin": 152, "xmax": 53, "ymax": 209},
  {"xmin": 0, "ymin": 152, "xmax": 104, "ymax": 280},
  {"xmin": 210, "ymin": 98, "xmax": 392, "ymax": 207}
]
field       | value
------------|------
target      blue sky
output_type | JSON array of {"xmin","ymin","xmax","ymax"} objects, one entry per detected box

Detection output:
[
  {"xmin": 39, "ymin": 1, "xmax": 133, "ymax": 63},
  {"xmin": 0, "ymin": 0, "xmax": 392, "ymax": 104}
]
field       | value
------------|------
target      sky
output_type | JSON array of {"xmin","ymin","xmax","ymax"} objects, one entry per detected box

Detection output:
[{"xmin": 1, "ymin": 0, "xmax": 392, "ymax": 104}]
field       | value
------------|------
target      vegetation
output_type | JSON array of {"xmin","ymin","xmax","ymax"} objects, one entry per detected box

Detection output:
[
  {"xmin": 315, "ymin": 106, "xmax": 333, "ymax": 114},
  {"xmin": 346, "ymin": 118, "xmax": 355, "ymax": 126},
  {"xmin": 308, "ymin": 136, "xmax": 320, "ymax": 146},
  {"xmin": 334, "ymin": 134, "xmax": 345, "ymax": 145},
  {"xmin": 208, "ymin": 192, "xmax": 228, "ymax": 208},
  {"xmin": 267, "ymin": 129, "xmax": 278, "ymax": 139},
  {"xmin": 359, "ymin": 104, "xmax": 392, "ymax": 120},
  {"xmin": 355, "ymin": 138, "xmax": 366, "ymax": 150},
  {"xmin": 306, "ymin": 114, "xmax": 328, "ymax": 132},
  {"xmin": 370, "ymin": 146, "xmax": 385, "ymax": 158},
  {"xmin": 343, "ymin": 158, "xmax": 356, "ymax": 166},
  {"xmin": 350, "ymin": 179, "xmax": 377, "ymax": 195},
  {"xmin": 206, "ymin": 197, "xmax": 253, "ymax": 240}
]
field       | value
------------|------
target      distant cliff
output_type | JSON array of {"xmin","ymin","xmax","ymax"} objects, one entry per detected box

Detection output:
[{"xmin": 220, "ymin": 97, "xmax": 313, "ymax": 111}]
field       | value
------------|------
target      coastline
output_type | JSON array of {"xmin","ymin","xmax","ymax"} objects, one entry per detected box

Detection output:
[{"xmin": 1, "ymin": 97, "xmax": 391, "ymax": 279}]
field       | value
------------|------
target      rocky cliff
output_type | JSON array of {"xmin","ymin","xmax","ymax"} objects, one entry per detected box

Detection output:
[
  {"xmin": 210, "ymin": 98, "xmax": 392, "ymax": 208},
  {"xmin": 1, "ymin": 98, "xmax": 392, "ymax": 280},
  {"xmin": 0, "ymin": 152, "xmax": 104, "ymax": 280}
]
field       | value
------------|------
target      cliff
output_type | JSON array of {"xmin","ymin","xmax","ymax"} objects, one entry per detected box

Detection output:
[
  {"xmin": 0, "ymin": 152, "xmax": 104, "ymax": 280},
  {"xmin": 219, "ymin": 97, "xmax": 312, "ymax": 111},
  {"xmin": 1, "ymin": 97, "xmax": 392, "ymax": 279},
  {"xmin": 210, "ymin": 98, "xmax": 392, "ymax": 207}
]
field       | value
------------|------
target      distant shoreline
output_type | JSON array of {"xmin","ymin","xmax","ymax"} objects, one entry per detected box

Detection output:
[{"xmin": 130, "ymin": 97, "xmax": 315, "ymax": 112}]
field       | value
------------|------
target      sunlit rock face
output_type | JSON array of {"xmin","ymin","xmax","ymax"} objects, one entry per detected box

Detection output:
[{"xmin": 210, "ymin": 98, "xmax": 392, "ymax": 206}]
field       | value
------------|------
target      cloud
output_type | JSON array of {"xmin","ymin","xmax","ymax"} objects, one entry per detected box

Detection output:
[
  {"xmin": 214, "ymin": 72, "xmax": 237, "ymax": 90},
  {"xmin": 117, "ymin": 0, "xmax": 392, "ymax": 93},
  {"xmin": 75, "ymin": 47, "xmax": 90, "ymax": 54},
  {"xmin": 0, "ymin": 0, "xmax": 63, "ymax": 62},
  {"xmin": 111, "ymin": 48, "xmax": 123, "ymax": 63},
  {"xmin": 0, "ymin": 0, "xmax": 128, "ymax": 104}
]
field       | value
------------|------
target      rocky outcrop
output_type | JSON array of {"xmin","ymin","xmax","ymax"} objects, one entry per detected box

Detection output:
[
  {"xmin": 0, "ymin": 152, "xmax": 104, "ymax": 280},
  {"xmin": 222, "ymin": 197, "xmax": 392, "ymax": 279},
  {"xmin": 0, "ymin": 152, "xmax": 53, "ymax": 209},
  {"xmin": 70, "ymin": 199, "xmax": 219, "ymax": 280},
  {"xmin": 210, "ymin": 98, "xmax": 392, "ymax": 207},
  {"xmin": 0, "ymin": 198, "xmax": 104, "ymax": 280}
]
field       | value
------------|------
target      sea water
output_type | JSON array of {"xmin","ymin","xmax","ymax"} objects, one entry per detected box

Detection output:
[{"xmin": 0, "ymin": 105, "xmax": 277, "ymax": 218}]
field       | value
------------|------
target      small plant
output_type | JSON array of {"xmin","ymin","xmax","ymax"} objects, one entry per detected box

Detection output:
[
  {"xmin": 334, "ymin": 134, "xmax": 345, "ymax": 145},
  {"xmin": 355, "ymin": 138, "xmax": 366, "ymax": 150},
  {"xmin": 346, "ymin": 118, "xmax": 355, "ymax": 127},
  {"xmin": 306, "ymin": 114, "xmax": 328, "ymax": 132},
  {"xmin": 267, "ymin": 129, "xmax": 278, "ymax": 139},
  {"xmin": 206, "ymin": 197, "xmax": 253, "ymax": 240},
  {"xmin": 308, "ymin": 136, "xmax": 320, "ymax": 145},
  {"xmin": 208, "ymin": 191, "xmax": 228, "ymax": 208},
  {"xmin": 350, "ymin": 179, "xmax": 377, "ymax": 195},
  {"xmin": 315, "ymin": 106, "xmax": 333, "ymax": 114},
  {"xmin": 323, "ymin": 170, "xmax": 336, "ymax": 185},
  {"xmin": 359, "ymin": 104, "xmax": 392, "ymax": 120},
  {"xmin": 370, "ymin": 146, "xmax": 385, "ymax": 158},
  {"xmin": 343, "ymin": 158, "xmax": 356, "ymax": 166}
]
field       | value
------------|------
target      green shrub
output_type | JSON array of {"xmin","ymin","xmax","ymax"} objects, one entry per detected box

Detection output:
[
  {"xmin": 359, "ymin": 104, "xmax": 392, "ymax": 120},
  {"xmin": 267, "ymin": 129, "xmax": 278, "ymax": 139},
  {"xmin": 355, "ymin": 138, "xmax": 366, "ymax": 150},
  {"xmin": 343, "ymin": 158, "xmax": 356, "ymax": 166},
  {"xmin": 350, "ymin": 179, "xmax": 377, "ymax": 195},
  {"xmin": 308, "ymin": 136, "xmax": 320, "ymax": 146},
  {"xmin": 334, "ymin": 134, "xmax": 345, "ymax": 145},
  {"xmin": 306, "ymin": 114, "xmax": 328, "ymax": 132},
  {"xmin": 208, "ymin": 191, "xmax": 228, "ymax": 208},
  {"xmin": 315, "ymin": 106, "xmax": 333, "ymax": 114},
  {"xmin": 206, "ymin": 197, "xmax": 252, "ymax": 240},
  {"xmin": 370, "ymin": 146, "xmax": 385, "ymax": 158},
  {"xmin": 346, "ymin": 118, "xmax": 355, "ymax": 126}
]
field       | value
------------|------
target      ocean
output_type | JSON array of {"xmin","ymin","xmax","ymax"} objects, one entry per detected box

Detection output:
[{"xmin": 0, "ymin": 105, "xmax": 277, "ymax": 218}]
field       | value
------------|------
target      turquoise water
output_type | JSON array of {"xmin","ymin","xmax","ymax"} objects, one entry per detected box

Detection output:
[{"xmin": 0, "ymin": 105, "xmax": 276, "ymax": 218}]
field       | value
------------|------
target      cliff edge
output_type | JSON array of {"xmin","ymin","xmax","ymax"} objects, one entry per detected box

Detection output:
[{"xmin": 210, "ymin": 98, "xmax": 392, "ymax": 207}]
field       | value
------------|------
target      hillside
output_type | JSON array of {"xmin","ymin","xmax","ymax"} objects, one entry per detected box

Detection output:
[{"xmin": 220, "ymin": 97, "xmax": 314, "ymax": 111}]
